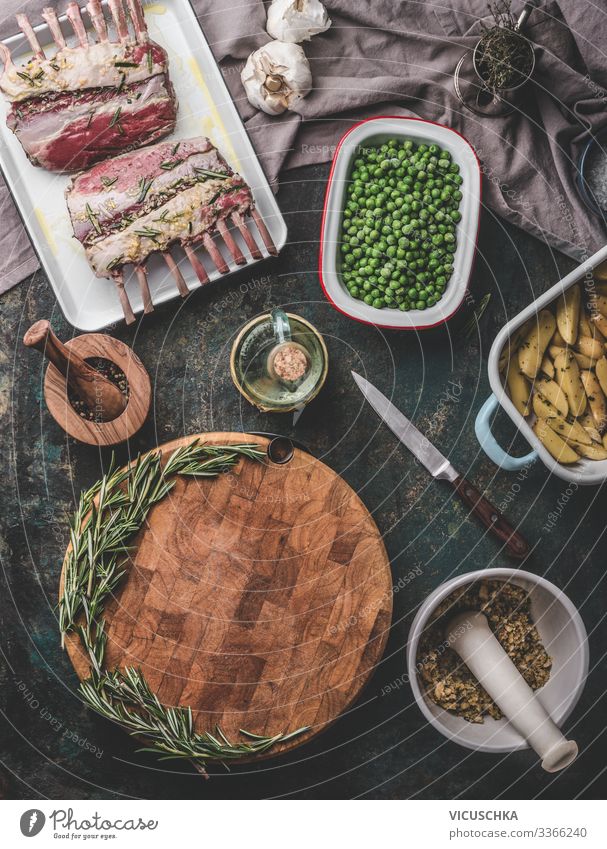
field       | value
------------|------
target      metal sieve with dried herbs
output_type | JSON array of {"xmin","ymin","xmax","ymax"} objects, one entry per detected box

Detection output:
[
  {"xmin": 475, "ymin": 1, "xmax": 534, "ymax": 92},
  {"xmin": 417, "ymin": 580, "xmax": 552, "ymax": 723}
]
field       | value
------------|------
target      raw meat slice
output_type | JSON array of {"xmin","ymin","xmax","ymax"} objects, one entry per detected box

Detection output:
[
  {"xmin": 66, "ymin": 136, "xmax": 277, "ymax": 323},
  {"xmin": 0, "ymin": 1, "xmax": 177, "ymax": 172}
]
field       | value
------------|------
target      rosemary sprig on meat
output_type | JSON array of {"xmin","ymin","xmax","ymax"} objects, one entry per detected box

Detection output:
[
  {"xmin": 86, "ymin": 203, "xmax": 102, "ymax": 236},
  {"xmin": 137, "ymin": 176, "xmax": 154, "ymax": 203}
]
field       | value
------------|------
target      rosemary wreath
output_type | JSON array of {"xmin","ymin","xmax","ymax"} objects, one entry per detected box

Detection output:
[{"xmin": 59, "ymin": 440, "xmax": 307, "ymax": 772}]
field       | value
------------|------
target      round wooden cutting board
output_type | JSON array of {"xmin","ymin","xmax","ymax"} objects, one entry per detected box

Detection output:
[{"xmin": 63, "ymin": 433, "xmax": 392, "ymax": 755}]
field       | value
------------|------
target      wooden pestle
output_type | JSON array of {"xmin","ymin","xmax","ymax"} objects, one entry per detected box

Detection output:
[{"xmin": 24, "ymin": 320, "xmax": 127, "ymax": 422}]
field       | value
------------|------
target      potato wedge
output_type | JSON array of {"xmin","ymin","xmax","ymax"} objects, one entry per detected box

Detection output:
[
  {"xmin": 535, "ymin": 378, "xmax": 569, "ymax": 416},
  {"xmin": 593, "ymin": 260, "xmax": 607, "ymax": 281},
  {"xmin": 518, "ymin": 310, "xmax": 556, "ymax": 379},
  {"xmin": 580, "ymin": 369, "xmax": 607, "ymax": 432},
  {"xmin": 603, "ymin": 432, "xmax": 607, "ymax": 450},
  {"xmin": 554, "ymin": 349, "xmax": 587, "ymax": 416},
  {"xmin": 592, "ymin": 294, "xmax": 607, "ymax": 317},
  {"xmin": 580, "ymin": 308, "xmax": 605, "ymax": 340},
  {"xmin": 545, "ymin": 414, "xmax": 592, "ymax": 445},
  {"xmin": 506, "ymin": 359, "xmax": 531, "ymax": 416},
  {"xmin": 595, "ymin": 356, "xmax": 607, "ymax": 396},
  {"xmin": 532, "ymin": 393, "xmax": 558, "ymax": 420},
  {"xmin": 498, "ymin": 319, "xmax": 534, "ymax": 373},
  {"xmin": 564, "ymin": 439, "xmax": 607, "ymax": 460},
  {"xmin": 533, "ymin": 418, "xmax": 580, "ymax": 464},
  {"xmin": 540, "ymin": 355, "xmax": 555, "ymax": 378},
  {"xmin": 551, "ymin": 328, "xmax": 567, "ymax": 347},
  {"xmin": 549, "ymin": 344, "xmax": 593, "ymax": 370},
  {"xmin": 590, "ymin": 309, "xmax": 607, "ymax": 338},
  {"xmin": 594, "ymin": 282, "xmax": 607, "ymax": 297},
  {"xmin": 575, "ymin": 335, "xmax": 604, "ymax": 362},
  {"xmin": 556, "ymin": 285, "xmax": 580, "ymax": 344},
  {"xmin": 579, "ymin": 309, "xmax": 595, "ymax": 339},
  {"xmin": 579, "ymin": 412, "xmax": 602, "ymax": 443}
]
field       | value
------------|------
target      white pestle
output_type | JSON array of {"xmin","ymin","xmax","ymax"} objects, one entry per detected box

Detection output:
[{"xmin": 447, "ymin": 610, "xmax": 577, "ymax": 773}]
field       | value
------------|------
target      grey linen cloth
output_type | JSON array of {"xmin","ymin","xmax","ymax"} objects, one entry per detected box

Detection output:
[{"xmin": 0, "ymin": 0, "xmax": 606, "ymax": 295}]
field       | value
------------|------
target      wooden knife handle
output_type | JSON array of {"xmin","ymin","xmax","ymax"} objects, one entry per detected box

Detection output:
[{"xmin": 452, "ymin": 475, "xmax": 530, "ymax": 559}]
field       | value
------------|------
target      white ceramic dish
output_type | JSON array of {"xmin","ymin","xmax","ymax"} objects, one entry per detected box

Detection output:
[
  {"xmin": 0, "ymin": 0, "xmax": 286, "ymax": 331},
  {"xmin": 319, "ymin": 116, "xmax": 481, "ymax": 330},
  {"xmin": 476, "ymin": 243, "xmax": 607, "ymax": 485},
  {"xmin": 407, "ymin": 568, "xmax": 588, "ymax": 754}
]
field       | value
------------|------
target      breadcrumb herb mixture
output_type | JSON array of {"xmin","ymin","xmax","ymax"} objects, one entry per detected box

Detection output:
[{"xmin": 417, "ymin": 580, "xmax": 552, "ymax": 723}]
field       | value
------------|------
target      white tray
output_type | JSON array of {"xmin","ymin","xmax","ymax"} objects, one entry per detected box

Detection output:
[{"xmin": 0, "ymin": 0, "xmax": 286, "ymax": 331}]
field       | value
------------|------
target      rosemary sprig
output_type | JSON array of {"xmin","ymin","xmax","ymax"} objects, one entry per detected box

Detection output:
[
  {"xmin": 462, "ymin": 293, "xmax": 492, "ymax": 340},
  {"xmin": 137, "ymin": 176, "xmax": 154, "ymax": 203},
  {"xmin": 106, "ymin": 256, "xmax": 124, "ymax": 272},
  {"xmin": 109, "ymin": 107, "xmax": 122, "ymax": 129},
  {"xmin": 160, "ymin": 159, "xmax": 183, "ymax": 170},
  {"xmin": 194, "ymin": 167, "xmax": 230, "ymax": 180},
  {"xmin": 135, "ymin": 226, "xmax": 161, "ymax": 240},
  {"xmin": 114, "ymin": 60, "xmax": 139, "ymax": 68},
  {"xmin": 86, "ymin": 203, "xmax": 102, "ymax": 236},
  {"xmin": 147, "ymin": 49, "xmax": 153, "ymax": 75},
  {"xmin": 101, "ymin": 176, "xmax": 118, "ymax": 188},
  {"xmin": 59, "ymin": 442, "xmax": 306, "ymax": 771}
]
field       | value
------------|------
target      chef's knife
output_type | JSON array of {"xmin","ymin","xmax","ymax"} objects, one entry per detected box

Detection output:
[{"xmin": 352, "ymin": 372, "xmax": 529, "ymax": 559}]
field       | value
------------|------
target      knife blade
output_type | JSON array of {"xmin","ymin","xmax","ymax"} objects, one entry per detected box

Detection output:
[{"xmin": 352, "ymin": 372, "xmax": 530, "ymax": 559}]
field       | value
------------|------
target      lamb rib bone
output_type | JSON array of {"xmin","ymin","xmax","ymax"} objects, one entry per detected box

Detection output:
[
  {"xmin": 41, "ymin": 7, "xmax": 67, "ymax": 49},
  {"xmin": 86, "ymin": 0, "xmax": 109, "ymax": 43},
  {"xmin": 66, "ymin": 136, "xmax": 274, "ymax": 322},
  {"xmin": 135, "ymin": 265, "xmax": 153, "ymax": 314},
  {"xmin": 109, "ymin": 0, "xmax": 131, "ymax": 42},
  {"xmin": 162, "ymin": 252, "xmax": 190, "ymax": 297},
  {"xmin": 16, "ymin": 14, "xmax": 45, "ymax": 58},
  {"xmin": 66, "ymin": 2, "xmax": 89, "ymax": 48}
]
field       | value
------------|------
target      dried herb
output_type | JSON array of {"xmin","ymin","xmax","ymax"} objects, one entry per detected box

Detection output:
[
  {"xmin": 147, "ymin": 49, "xmax": 153, "ymax": 74},
  {"xmin": 106, "ymin": 255, "xmax": 124, "ymax": 272},
  {"xmin": 137, "ymin": 176, "xmax": 154, "ymax": 203},
  {"xmin": 194, "ymin": 167, "xmax": 230, "ymax": 180},
  {"xmin": 109, "ymin": 106, "xmax": 122, "ymax": 128},
  {"xmin": 86, "ymin": 203, "xmax": 102, "ymax": 235},
  {"xmin": 476, "ymin": 1, "xmax": 533, "ymax": 91},
  {"xmin": 114, "ymin": 60, "xmax": 139, "ymax": 68},
  {"xmin": 59, "ymin": 443, "xmax": 308, "ymax": 772},
  {"xmin": 160, "ymin": 159, "xmax": 183, "ymax": 170},
  {"xmin": 101, "ymin": 176, "xmax": 118, "ymax": 188},
  {"xmin": 135, "ymin": 226, "xmax": 161, "ymax": 240},
  {"xmin": 417, "ymin": 580, "xmax": 552, "ymax": 723}
]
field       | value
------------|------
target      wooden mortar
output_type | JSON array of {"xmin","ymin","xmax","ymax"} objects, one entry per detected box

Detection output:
[{"xmin": 24, "ymin": 321, "xmax": 151, "ymax": 446}]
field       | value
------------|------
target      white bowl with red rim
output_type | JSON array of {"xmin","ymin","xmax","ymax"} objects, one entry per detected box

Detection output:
[{"xmin": 319, "ymin": 116, "xmax": 482, "ymax": 329}]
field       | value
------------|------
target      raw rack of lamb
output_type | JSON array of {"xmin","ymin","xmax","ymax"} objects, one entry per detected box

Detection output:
[
  {"xmin": 66, "ymin": 136, "xmax": 277, "ymax": 323},
  {"xmin": 0, "ymin": 0, "xmax": 177, "ymax": 172}
]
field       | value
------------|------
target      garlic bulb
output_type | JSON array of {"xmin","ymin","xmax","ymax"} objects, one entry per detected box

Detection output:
[
  {"xmin": 241, "ymin": 40, "xmax": 312, "ymax": 116},
  {"xmin": 266, "ymin": 0, "xmax": 331, "ymax": 43}
]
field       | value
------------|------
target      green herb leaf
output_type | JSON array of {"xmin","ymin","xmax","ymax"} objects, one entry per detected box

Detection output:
[
  {"xmin": 86, "ymin": 203, "xmax": 102, "ymax": 236},
  {"xmin": 137, "ymin": 176, "xmax": 154, "ymax": 203},
  {"xmin": 194, "ymin": 167, "xmax": 230, "ymax": 180}
]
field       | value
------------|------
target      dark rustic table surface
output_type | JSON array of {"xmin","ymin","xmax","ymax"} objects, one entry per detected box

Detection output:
[{"xmin": 1, "ymin": 163, "xmax": 605, "ymax": 800}]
